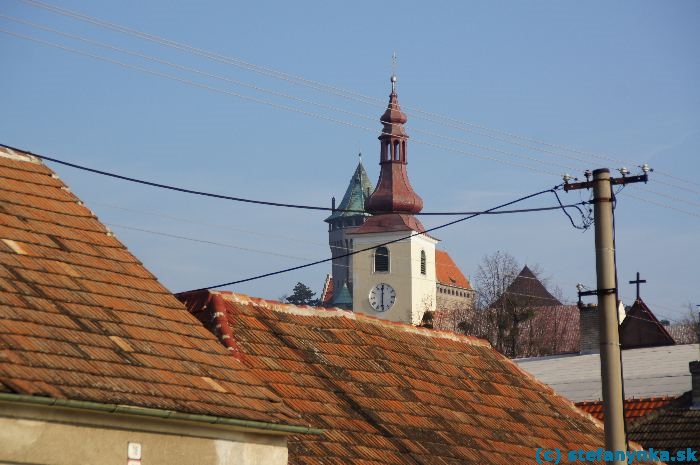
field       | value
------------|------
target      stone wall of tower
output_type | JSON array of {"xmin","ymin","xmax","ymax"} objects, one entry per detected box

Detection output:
[{"xmin": 328, "ymin": 217, "xmax": 365, "ymax": 295}]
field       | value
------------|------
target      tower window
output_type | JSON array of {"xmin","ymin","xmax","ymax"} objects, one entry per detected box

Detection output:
[
  {"xmin": 420, "ymin": 250, "xmax": 426, "ymax": 275},
  {"xmin": 374, "ymin": 246, "xmax": 389, "ymax": 272}
]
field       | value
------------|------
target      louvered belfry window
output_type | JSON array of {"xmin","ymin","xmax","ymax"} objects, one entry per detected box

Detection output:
[
  {"xmin": 375, "ymin": 246, "xmax": 389, "ymax": 272},
  {"xmin": 420, "ymin": 250, "xmax": 426, "ymax": 275}
]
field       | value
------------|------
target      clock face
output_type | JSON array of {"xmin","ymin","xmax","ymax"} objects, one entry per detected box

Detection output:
[{"xmin": 369, "ymin": 283, "xmax": 396, "ymax": 312}]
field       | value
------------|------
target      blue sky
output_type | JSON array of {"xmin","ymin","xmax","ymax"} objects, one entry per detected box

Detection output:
[{"xmin": 1, "ymin": 0, "xmax": 698, "ymax": 321}]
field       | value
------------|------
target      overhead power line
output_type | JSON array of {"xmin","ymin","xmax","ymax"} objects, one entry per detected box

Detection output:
[
  {"xmin": 182, "ymin": 185, "xmax": 569, "ymax": 291},
  {"xmin": 2, "ymin": 143, "xmax": 588, "ymax": 216},
  {"xmin": 0, "ymin": 14, "xmax": 579, "ymax": 174},
  {"xmin": 0, "ymin": 28, "xmax": 564, "ymax": 176},
  {"xmin": 4, "ymin": 16, "xmax": 698, "ymax": 197},
  {"xmin": 16, "ymin": 0, "xmax": 700, "ymax": 190}
]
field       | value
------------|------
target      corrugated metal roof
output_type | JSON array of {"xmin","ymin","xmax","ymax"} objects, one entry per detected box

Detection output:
[{"xmin": 516, "ymin": 343, "xmax": 699, "ymax": 402}]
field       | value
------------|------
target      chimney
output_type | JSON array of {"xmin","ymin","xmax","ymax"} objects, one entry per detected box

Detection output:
[
  {"xmin": 578, "ymin": 300, "xmax": 626, "ymax": 354},
  {"xmin": 579, "ymin": 303, "xmax": 600, "ymax": 354},
  {"xmin": 690, "ymin": 361, "xmax": 700, "ymax": 409}
]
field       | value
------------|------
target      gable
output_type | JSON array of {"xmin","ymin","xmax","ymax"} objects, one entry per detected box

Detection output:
[
  {"xmin": 491, "ymin": 265, "xmax": 561, "ymax": 309},
  {"xmin": 620, "ymin": 298, "xmax": 675, "ymax": 349}
]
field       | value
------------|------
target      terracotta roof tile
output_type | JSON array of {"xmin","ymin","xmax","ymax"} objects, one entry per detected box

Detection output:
[
  {"xmin": 625, "ymin": 393, "xmax": 700, "ymax": 465},
  {"xmin": 179, "ymin": 290, "xmax": 621, "ymax": 465},
  {"xmin": 0, "ymin": 146, "xmax": 306, "ymax": 429},
  {"xmin": 435, "ymin": 250, "xmax": 471, "ymax": 289},
  {"xmin": 576, "ymin": 395, "xmax": 681, "ymax": 422}
]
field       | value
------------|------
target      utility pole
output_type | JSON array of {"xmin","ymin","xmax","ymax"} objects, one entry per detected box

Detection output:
[{"xmin": 565, "ymin": 166, "xmax": 650, "ymax": 465}]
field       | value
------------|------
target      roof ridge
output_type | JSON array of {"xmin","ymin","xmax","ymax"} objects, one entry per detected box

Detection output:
[
  {"xmin": 0, "ymin": 145, "xmax": 41, "ymax": 164},
  {"xmin": 216, "ymin": 291, "xmax": 491, "ymax": 347}
]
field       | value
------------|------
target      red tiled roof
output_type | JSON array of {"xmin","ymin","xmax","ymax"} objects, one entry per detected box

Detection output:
[
  {"xmin": 320, "ymin": 273, "xmax": 333, "ymax": 305},
  {"xmin": 576, "ymin": 396, "xmax": 679, "ymax": 422},
  {"xmin": 0, "ymin": 146, "xmax": 303, "ymax": 428},
  {"xmin": 435, "ymin": 250, "xmax": 471, "ymax": 289},
  {"xmin": 179, "ymin": 290, "xmax": 614, "ymax": 465},
  {"xmin": 516, "ymin": 305, "xmax": 580, "ymax": 357}
]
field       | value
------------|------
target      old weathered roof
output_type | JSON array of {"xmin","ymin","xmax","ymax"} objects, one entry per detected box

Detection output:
[
  {"xmin": 516, "ymin": 305, "xmax": 580, "ymax": 357},
  {"xmin": 179, "ymin": 290, "xmax": 612, "ymax": 465},
  {"xmin": 0, "ymin": 145, "xmax": 304, "ymax": 428},
  {"xmin": 491, "ymin": 265, "xmax": 561, "ymax": 309},
  {"xmin": 435, "ymin": 250, "xmax": 471, "ymax": 289},
  {"xmin": 515, "ymin": 343, "xmax": 700, "ymax": 402},
  {"xmin": 626, "ymin": 392, "xmax": 700, "ymax": 465},
  {"xmin": 325, "ymin": 159, "xmax": 374, "ymax": 222}
]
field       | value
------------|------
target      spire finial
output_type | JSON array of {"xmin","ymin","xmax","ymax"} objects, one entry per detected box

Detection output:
[{"xmin": 390, "ymin": 52, "xmax": 397, "ymax": 92}]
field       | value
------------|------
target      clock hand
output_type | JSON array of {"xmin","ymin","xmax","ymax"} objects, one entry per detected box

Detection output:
[{"xmin": 380, "ymin": 284, "xmax": 385, "ymax": 310}]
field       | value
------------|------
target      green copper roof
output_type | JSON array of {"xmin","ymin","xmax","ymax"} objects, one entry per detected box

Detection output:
[
  {"xmin": 325, "ymin": 158, "xmax": 374, "ymax": 222},
  {"xmin": 330, "ymin": 282, "xmax": 353, "ymax": 308}
]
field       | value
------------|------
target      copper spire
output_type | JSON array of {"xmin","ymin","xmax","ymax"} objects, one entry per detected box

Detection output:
[{"xmin": 364, "ymin": 74, "xmax": 423, "ymax": 215}]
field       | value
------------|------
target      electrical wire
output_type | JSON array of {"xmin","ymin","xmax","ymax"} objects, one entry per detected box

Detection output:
[
  {"xmin": 5, "ymin": 18, "xmax": 699, "ymax": 200},
  {"xmin": 15, "ymin": 0, "xmax": 700, "ymax": 191},
  {"xmin": 5, "ymin": 9, "xmax": 582, "ymax": 176},
  {"xmin": 0, "ymin": 28, "xmax": 564, "ymax": 176},
  {"xmin": 106, "ymin": 223, "xmax": 309, "ymax": 261},
  {"xmin": 622, "ymin": 192, "xmax": 700, "ymax": 219},
  {"xmin": 181, "ymin": 185, "xmax": 564, "ymax": 292},
  {"xmin": 1, "ymin": 143, "xmax": 588, "ymax": 216}
]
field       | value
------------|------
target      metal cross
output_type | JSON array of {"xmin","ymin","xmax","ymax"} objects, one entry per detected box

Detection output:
[{"xmin": 629, "ymin": 271, "xmax": 647, "ymax": 300}]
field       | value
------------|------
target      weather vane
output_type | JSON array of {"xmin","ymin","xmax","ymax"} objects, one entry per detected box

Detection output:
[{"xmin": 391, "ymin": 52, "xmax": 398, "ymax": 92}]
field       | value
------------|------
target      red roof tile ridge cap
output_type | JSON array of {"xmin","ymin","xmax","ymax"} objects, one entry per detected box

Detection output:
[
  {"xmin": 210, "ymin": 293, "xmax": 241, "ymax": 356},
  {"xmin": 217, "ymin": 291, "xmax": 492, "ymax": 346},
  {"xmin": 0, "ymin": 146, "xmax": 41, "ymax": 164}
]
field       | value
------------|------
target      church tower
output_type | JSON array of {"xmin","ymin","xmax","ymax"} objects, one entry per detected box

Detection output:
[
  {"xmin": 348, "ymin": 74, "xmax": 438, "ymax": 325},
  {"xmin": 324, "ymin": 157, "xmax": 373, "ymax": 305}
]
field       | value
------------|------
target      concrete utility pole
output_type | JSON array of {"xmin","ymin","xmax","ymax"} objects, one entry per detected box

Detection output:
[
  {"xmin": 591, "ymin": 169, "xmax": 625, "ymax": 463},
  {"xmin": 565, "ymin": 166, "xmax": 650, "ymax": 465}
]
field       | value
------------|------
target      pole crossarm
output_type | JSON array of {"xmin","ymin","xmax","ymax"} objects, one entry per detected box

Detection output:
[{"xmin": 563, "ymin": 173, "xmax": 648, "ymax": 192}]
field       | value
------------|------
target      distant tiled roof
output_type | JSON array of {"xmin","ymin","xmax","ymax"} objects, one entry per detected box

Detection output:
[
  {"xmin": 620, "ymin": 298, "xmax": 675, "ymax": 349},
  {"xmin": 179, "ymin": 290, "xmax": 613, "ymax": 465},
  {"xmin": 435, "ymin": 250, "xmax": 471, "ymax": 289},
  {"xmin": 576, "ymin": 396, "xmax": 679, "ymax": 422},
  {"xmin": 515, "ymin": 344, "xmax": 699, "ymax": 402},
  {"xmin": 320, "ymin": 273, "xmax": 333, "ymax": 305},
  {"xmin": 516, "ymin": 305, "xmax": 580, "ymax": 357},
  {"xmin": 491, "ymin": 265, "xmax": 561, "ymax": 309},
  {"xmin": 325, "ymin": 159, "xmax": 373, "ymax": 222},
  {"xmin": 627, "ymin": 393, "xmax": 700, "ymax": 465},
  {"xmin": 0, "ymin": 146, "xmax": 303, "ymax": 428}
]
